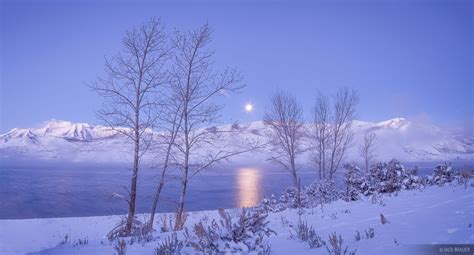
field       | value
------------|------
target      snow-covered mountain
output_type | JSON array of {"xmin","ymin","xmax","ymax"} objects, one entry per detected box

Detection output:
[{"xmin": 0, "ymin": 118, "xmax": 473, "ymax": 165}]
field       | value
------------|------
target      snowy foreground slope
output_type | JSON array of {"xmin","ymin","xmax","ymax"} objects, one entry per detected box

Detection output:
[
  {"xmin": 1, "ymin": 118, "xmax": 473, "ymax": 165},
  {"xmin": 0, "ymin": 185, "xmax": 472, "ymax": 255}
]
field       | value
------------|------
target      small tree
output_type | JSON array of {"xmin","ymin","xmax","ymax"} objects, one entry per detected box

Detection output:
[
  {"xmin": 147, "ymin": 95, "xmax": 183, "ymax": 229},
  {"xmin": 264, "ymin": 89, "xmax": 304, "ymax": 187},
  {"xmin": 328, "ymin": 88, "xmax": 358, "ymax": 179},
  {"xmin": 169, "ymin": 24, "xmax": 247, "ymax": 229},
  {"xmin": 311, "ymin": 91, "xmax": 331, "ymax": 180},
  {"xmin": 310, "ymin": 88, "xmax": 358, "ymax": 180},
  {"xmin": 359, "ymin": 132, "xmax": 376, "ymax": 174},
  {"xmin": 91, "ymin": 18, "xmax": 170, "ymax": 236}
]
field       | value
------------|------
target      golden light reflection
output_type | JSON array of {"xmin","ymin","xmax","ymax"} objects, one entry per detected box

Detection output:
[{"xmin": 237, "ymin": 167, "xmax": 262, "ymax": 208}]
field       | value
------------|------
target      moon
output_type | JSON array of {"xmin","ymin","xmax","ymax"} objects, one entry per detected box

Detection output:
[{"xmin": 244, "ymin": 103, "xmax": 253, "ymax": 113}]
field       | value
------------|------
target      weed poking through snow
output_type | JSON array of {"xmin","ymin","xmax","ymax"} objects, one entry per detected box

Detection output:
[
  {"xmin": 380, "ymin": 213, "xmax": 389, "ymax": 224},
  {"xmin": 365, "ymin": 228, "xmax": 375, "ymax": 239},
  {"xmin": 114, "ymin": 239, "xmax": 127, "ymax": 255}
]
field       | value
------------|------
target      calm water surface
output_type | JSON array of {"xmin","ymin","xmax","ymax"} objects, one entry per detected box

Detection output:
[
  {"xmin": 0, "ymin": 165, "xmax": 318, "ymax": 219},
  {"xmin": 0, "ymin": 162, "xmax": 468, "ymax": 219}
]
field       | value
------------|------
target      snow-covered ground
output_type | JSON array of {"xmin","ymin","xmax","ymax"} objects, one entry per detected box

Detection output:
[{"xmin": 1, "ymin": 184, "xmax": 472, "ymax": 255}]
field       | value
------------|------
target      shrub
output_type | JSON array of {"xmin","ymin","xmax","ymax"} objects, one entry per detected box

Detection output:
[
  {"xmin": 458, "ymin": 169, "xmax": 473, "ymax": 188},
  {"xmin": 426, "ymin": 163, "xmax": 472, "ymax": 186},
  {"xmin": 256, "ymin": 195, "xmax": 286, "ymax": 213},
  {"xmin": 325, "ymin": 232, "xmax": 356, "ymax": 255},
  {"xmin": 189, "ymin": 220, "xmax": 220, "ymax": 253},
  {"xmin": 278, "ymin": 187, "xmax": 301, "ymax": 209},
  {"xmin": 343, "ymin": 164, "xmax": 369, "ymax": 201},
  {"xmin": 187, "ymin": 208, "xmax": 275, "ymax": 254},
  {"xmin": 154, "ymin": 233, "xmax": 184, "ymax": 255},
  {"xmin": 365, "ymin": 228, "xmax": 375, "ymax": 239},
  {"xmin": 174, "ymin": 210, "xmax": 188, "ymax": 231},
  {"xmin": 354, "ymin": 230, "xmax": 361, "ymax": 241},
  {"xmin": 370, "ymin": 193, "xmax": 386, "ymax": 206},
  {"xmin": 294, "ymin": 220, "xmax": 324, "ymax": 248},
  {"xmin": 114, "ymin": 239, "xmax": 127, "ymax": 255},
  {"xmin": 367, "ymin": 159, "xmax": 422, "ymax": 194},
  {"xmin": 58, "ymin": 235, "xmax": 69, "ymax": 245},
  {"xmin": 73, "ymin": 237, "xmax": 88, "ymax": 247},
  {"xmin": 160, "ymin": 213, "xmax": 172, "ymax": 233},
  {"xmin": 428, "ymin": 164, "xmax": 456, "ymax": 185},
  {"xmin": 107, "ymin": 216, "xmax": 143, "ymax": 240},
  {"xmin": 304, "ymin": 180, "xmax": 341, "ymax": 206}
]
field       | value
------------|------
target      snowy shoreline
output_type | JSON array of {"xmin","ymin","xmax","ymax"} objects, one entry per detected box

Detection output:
[{"xmin": 1, "ymin": 184, "xmax": 473, "ymax": 255}]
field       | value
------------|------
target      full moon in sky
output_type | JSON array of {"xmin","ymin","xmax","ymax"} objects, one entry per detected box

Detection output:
[{"xmin": 244, "ymin": 103, "xmax": 253, "ymax": 112}]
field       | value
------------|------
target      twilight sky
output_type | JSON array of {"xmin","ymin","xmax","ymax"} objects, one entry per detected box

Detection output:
[{"xmin": 1, "ymin": 0, "xmax": 473, "ymax": 133}]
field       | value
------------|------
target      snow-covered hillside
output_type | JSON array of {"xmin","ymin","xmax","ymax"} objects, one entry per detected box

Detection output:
[{"xmin": 0, "ymin": 118, "xmax": 473, "ymax": 165}]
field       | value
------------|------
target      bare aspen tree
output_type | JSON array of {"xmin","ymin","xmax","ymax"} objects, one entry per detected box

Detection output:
[
  {"xmin": 91, "ymin": 18, "xmax": 170, "ymax": 236},
  {"xmin": 311, "ymin": 91, "xmax": 331, "ymax": 180},
  {"xmin": 264, "ymin": 89, "xmax": 304, "ymax": 187},
  {"xmin": 359, "ymin": 132, "xmax": 377, "ymax": 174},
  {"xmin": 327, "ymin": 87, "xmax": 359, "ymax": 179},
  {"xmin": 310, "ymin": 87, "xmax": 358, "ymax": 180},
  {"xmin": 147, "ymin": 95, "xmax": 183, "ymax": 229},
  {"xmin": 170, "ymin": 24, "xmax": 244, "ymax": 229}
]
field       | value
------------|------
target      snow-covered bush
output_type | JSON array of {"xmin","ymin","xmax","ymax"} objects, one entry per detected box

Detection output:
[
  {"xmin": 426, "ymin": 164, "xmax": 474, "ymax": 187},
  {"xmin": 367, "ymin": 159, "xmax": 422, "ymax": 194},
  {"xmin": 256, "ymin": 179, "xmax": 342, "ymax": 212},
  {"xmin": 343, "ymin": 164, "xmax": 371, "ymax": 201},
  {"xmin": 458, "ymin": 169, "xmax": 473, "ymax": 188},
  {"xmin": 256, "ymin": 159, "xmax": 445, "ymax": 213},
  {"xmin": 427, "ymin": 164, "xmax": 457, "ymax": 185},
  {"xmin": 370, "ymin": 193, "xmax": 386, "ymax": 206},
  {"xmin": 304, "ymin": 179, "xmax": 341, "ymax": 206},
  {"xmin": 277, "ymin": 187, "xmax": 301, "ymax": 209},
  {"xmin": 257, "ymin": 195, "xmax": 287, "ymax": 213},
  {"xmin": 187, "ymin": 208, "xmax": 275, "ymax": 254}
]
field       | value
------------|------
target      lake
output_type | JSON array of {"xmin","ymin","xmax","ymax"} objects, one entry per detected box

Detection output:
[
  {"xmin": 0, "ymin": 162, "xmax": 467, "ymax": 219},
  {"xmin": 0, "ymin": 165, "xmax": 319, "ymax": 219}
]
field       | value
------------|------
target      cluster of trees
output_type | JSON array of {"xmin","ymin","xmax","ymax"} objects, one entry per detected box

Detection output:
[
  {"xmin": 91, "ymin": 18, "xmax": 250, "ymax": 236},
  {"xmin": 92, "ymin": 17, "xmax": 378, "ymax": 238},
  {"xmin": 264, "ymin": 88, "xmax": 377, "ymax": 187}
]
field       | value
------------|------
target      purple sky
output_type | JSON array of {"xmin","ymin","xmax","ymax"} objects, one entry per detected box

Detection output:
[{"xmin": 1, "ymin": 0, "xmax": 473, "ymax": 133}]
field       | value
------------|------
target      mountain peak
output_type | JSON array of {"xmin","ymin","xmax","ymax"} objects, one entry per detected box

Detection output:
[
  {"xmin": 376, "ymin": 118, "xmax": 409, "ymax": 129},
  {"xmin": 42, "ymin": 119, "xmax": 91, "ymax": 128}
]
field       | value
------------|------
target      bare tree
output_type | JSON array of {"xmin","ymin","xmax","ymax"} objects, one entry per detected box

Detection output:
[
  {"xmin": 359, "ymin": 132, "xmax": 377, "ymax": 174},
  {"xmin": 146, "ymin": 94, "xmax": 183, "ymax": 229},
  {"xmin": 90, "ymin": 18, "xmax": 170, "ymax": 236},
  {"xmin": 311, "ymin": 91, "xmax": 331, "ymax": 180},
  {"xmin": 169, "ymin": 24, "xmax": 246, "ymax": 229},
  {"xmin": 264, "ymin": 89, "xmax": 304, "ymax": 187},
  {"xmin": 310, "ymin": 88, "xmax": 358, "ymax": 180},
  {"xmin": 327, "ymin": 88, "xmax": 359, "ymax": 179}
]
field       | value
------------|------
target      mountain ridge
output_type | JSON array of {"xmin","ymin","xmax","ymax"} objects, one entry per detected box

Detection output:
[{"xmin": 1, "ymin": 118, "xmax": 473, "ymax": 165}]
